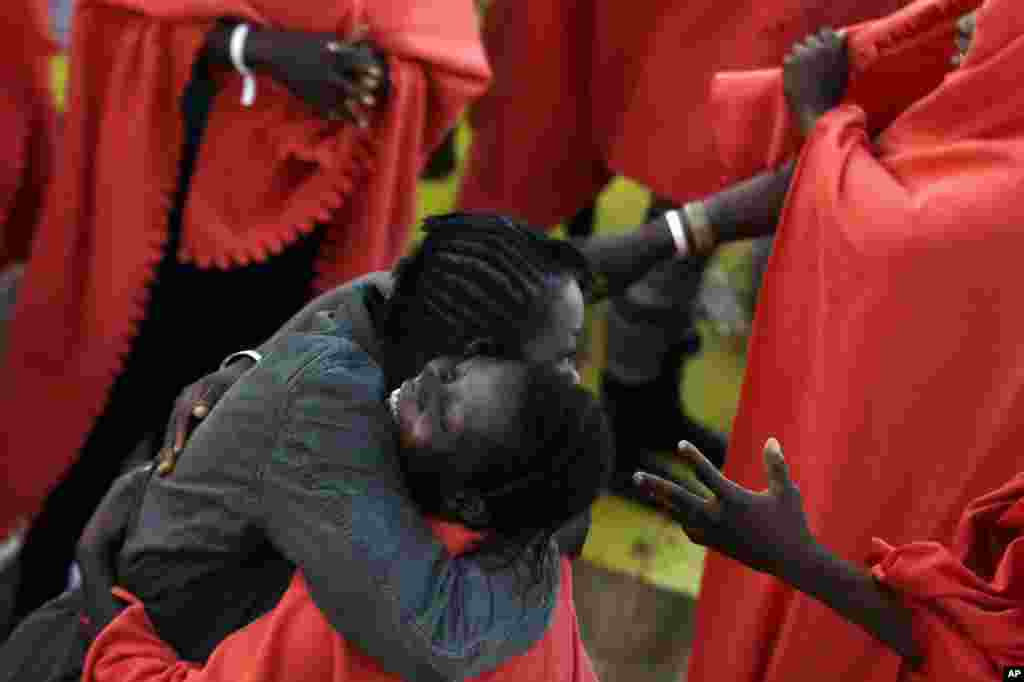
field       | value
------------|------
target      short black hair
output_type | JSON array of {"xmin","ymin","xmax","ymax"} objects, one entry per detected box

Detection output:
[
  {"xmin": 381, "ymin": 213, "xmax": 590, "ymax": 376},
  {"xmin": 456, "ymin": 362, "xmax": 615, "ymax": 584}
]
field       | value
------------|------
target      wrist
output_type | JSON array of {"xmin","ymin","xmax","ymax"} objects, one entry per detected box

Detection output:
[
  {"xmin": 773, "ymin": 538, "xmax": 832, "ymax": 589},
  {"xmin": 240, "ymin": 25, "xmax": 276, "ymax": 70}
]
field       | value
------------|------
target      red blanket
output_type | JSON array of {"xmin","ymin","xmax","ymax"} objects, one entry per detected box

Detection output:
[
  {"xmin": 84, "ymin": 520, "xmax": 598, "ymax": 682},
  {"xmin": 689, "ymin": 0, "xmax": 1024, "ymax": 679},
  {"xmin": 0, "ymin": 0, "xmax": 57, "ymax": 269},
  {"xmin": 457, "ymin": 0, "xmax": 908, "ymax": 227},
  {"xmin": 871, "ymin": 474, "xmax": 1024, "ymax": 679},
  {"xmin": 0, "ymin": 0, "xmax": 490, "ymax": 536}
]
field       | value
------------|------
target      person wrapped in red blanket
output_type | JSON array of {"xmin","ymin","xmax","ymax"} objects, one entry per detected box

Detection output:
[
  {"xmin": 637, "ymin": 438, "xmax": 1024, "ymax": 680},
  {"xmin": 0, "ymin": 0, "xmax": 57, "ymax": 270},
  {"xmin": 621, "ymin": 0, "xmax": 1024, "ymax": 679},
  {"xmin": 0, "ymin": 0, "xmax": 491, "ymax": 621}
]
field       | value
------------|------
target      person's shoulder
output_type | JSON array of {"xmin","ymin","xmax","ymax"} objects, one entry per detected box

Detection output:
[
  {"xmin": 250, "ymin": 328, "xmax": 380, "ymax": 396},
  {"xmin": 345, "ymin": 270, "xmax": 394, "ymax": 297}
]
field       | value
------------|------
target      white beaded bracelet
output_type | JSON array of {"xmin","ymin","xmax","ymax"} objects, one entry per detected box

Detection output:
[{"xmin": 229, "ymin": 23, "xmax": 257, "ymax": 107}]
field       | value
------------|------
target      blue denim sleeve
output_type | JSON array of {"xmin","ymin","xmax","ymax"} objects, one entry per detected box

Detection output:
[{"xmin": 256, "ymin": 333, "xmax": 559, "ymax": 682}]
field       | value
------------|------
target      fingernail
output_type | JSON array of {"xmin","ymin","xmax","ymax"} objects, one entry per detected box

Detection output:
[
  {"xmin": 678, "ymin": 440, "xmax": 693, "ymax": 451},
  {"xmin": 192, "ymin": 405, "xmax": 209, "ymax": 419},
  {"xmin": 633, "ymin": 471, "xmax": 650, "ymax": 486},
  {"xmin": 766, "ymin": 437, "xmax": 782, "ymax": 456},
  {"xmin": 367, "ymin": 66, "xmax": 382, "ymax": 78}
]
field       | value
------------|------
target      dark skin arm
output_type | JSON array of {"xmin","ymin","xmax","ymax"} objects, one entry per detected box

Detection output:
[
  {"xmin": 634, "ymin": 440, "xmax": 922, "ymax": 668},
  {"xmin": 201, "ymin": 22, "xmax": 387, "ymax": 126},
  {"xmin": 76, "ymin": 465, "xmax": 155, "ymax": 637}
]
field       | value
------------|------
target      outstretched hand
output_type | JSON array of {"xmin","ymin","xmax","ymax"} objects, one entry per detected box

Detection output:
[
  {"xmin": 634, "ymin": 439, "xmax": 818, "ymax": 579},
  {"xmin": 783, "ymin": 28, "xmax": 850, "ymax": 137}
]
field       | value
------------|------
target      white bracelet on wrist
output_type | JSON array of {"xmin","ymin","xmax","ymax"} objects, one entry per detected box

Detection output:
[
  {"xmin": 229, "ymin": 23, "xmax": 257, "ymax": 107},
  {"xmin": 220, "ymin": 349, "xmax": 263, "ymax": 370},
  {"xmin": 664, "ymin": 209, "xmax": 690, "ymax": 258}
]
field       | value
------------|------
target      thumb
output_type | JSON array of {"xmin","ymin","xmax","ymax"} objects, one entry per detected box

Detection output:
[{"xmin": 763, "ymin": 437, "xmax": 792, "ymax": 496}]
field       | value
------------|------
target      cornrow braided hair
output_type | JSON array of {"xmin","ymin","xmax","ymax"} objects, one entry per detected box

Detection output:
[{"xmin": 383, "ymin": 213, "xmax": 591, "ymax": 360}]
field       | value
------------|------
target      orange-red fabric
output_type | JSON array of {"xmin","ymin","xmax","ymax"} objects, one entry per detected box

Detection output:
[
  {"xmin": 0, "ymin": 0, "xmax": 57, "ymax": 269},
  {"xmin": 870, "ymin": 474, "xmax": 1024, "ymax": 679},
  {"xmin": 689, "ymin": 1, "xmax": 1024, "ymax": 680},
  {"xmin": 0, "ymin": 0, "xmax": 490, "ymax": 536},
  {"xmin": 83, "ymin": 520, "xmax": 597, "ymax": 682},
  {"xmin": 456, "ymin": 0, "xmax": 908, "ymax": 228}
]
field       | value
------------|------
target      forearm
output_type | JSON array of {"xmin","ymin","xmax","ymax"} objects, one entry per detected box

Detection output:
[
  {"xmin": 705, "ymin": 160, "xmax": 796, "ymax": 244},
  {"xmin": 572, "ymin": 217, "xmax": 676, "ymax": 301},
  {"xmin": 571, "ymin": 161, "xmax": 794, "ymax": 302},
  {"xmin": 783, "ymin": 544, "xmax": 921, "ymax": 667}
]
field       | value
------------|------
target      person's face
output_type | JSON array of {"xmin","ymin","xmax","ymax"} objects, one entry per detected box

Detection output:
[
  {"xmin": 952, "ymin": 11, "xmax": 978, "ymax": 67},
  {"xmin": 521, "ymin": 278, "xmax": 585, "ymax": 382},
  {"xmin": 389, "ymin": 356, "xmax": 527, "ymax": 476}
]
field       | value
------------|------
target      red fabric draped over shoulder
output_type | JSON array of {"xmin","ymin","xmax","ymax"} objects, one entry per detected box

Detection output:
[
  {"xmin": 457, "ymin": 0, "xmax": 908, "ymax": 228},
  {"xmin": 690, "ymin": 0, "xmax": 1024, "ymax": 680},
  {"xmin": 0, "ymin": 0, "xmax": 57, "ymax": 269},
  {"xmin": 0, "ymin": 0, "xmax": 490, "ymax": 536},
  {"xmin": 84, "ymin": 521, "xmax": 598, "ymax": 682}
]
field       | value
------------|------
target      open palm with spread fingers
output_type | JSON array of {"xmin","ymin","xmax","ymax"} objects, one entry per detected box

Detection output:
[{"xmin": 634, "ymin": 438, "xmax": 818, "ymax": 579}]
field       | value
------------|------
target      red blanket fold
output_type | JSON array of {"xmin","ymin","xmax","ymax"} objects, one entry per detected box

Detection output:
[
  {"xmin": 689, "ymin": 0, "xmax": 1024, "ymax": 680},
  {"xmin": 84, "ymin": 521, "xmax": 598, "ymax": 682},
  {"xmin": 457, "ymin": 0, "xmax": 908, "ymax": 227},
  {"xmin": 0, "ymin": 0, "xmax": 57, "ymax": 270},
  {"xmin": 0, "ymin": 0, "xmax": 490, "ymax": 536},
  {"xmin": 870, "ymin": 474, "xmax": 1024, "ymax": 680}
]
